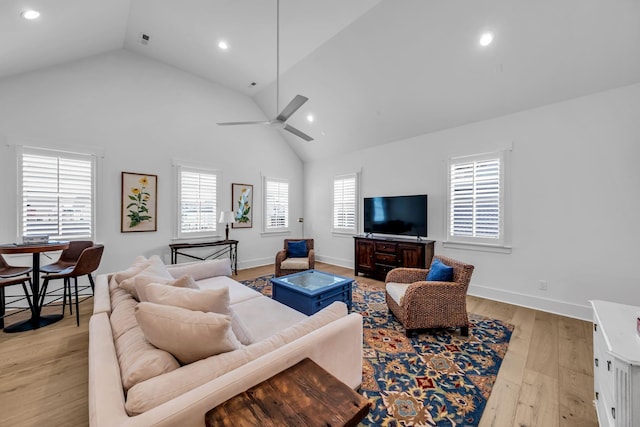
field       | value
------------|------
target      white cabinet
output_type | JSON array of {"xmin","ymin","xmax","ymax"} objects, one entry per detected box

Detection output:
[{"xmin": 591, "ymin": 300, "xmax": 640, "ymax": 427}]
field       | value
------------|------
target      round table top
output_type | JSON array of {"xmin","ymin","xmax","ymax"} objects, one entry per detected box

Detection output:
[{"xmin": 0, "ymin": 241, "xmax": 69, "ymax": 254}]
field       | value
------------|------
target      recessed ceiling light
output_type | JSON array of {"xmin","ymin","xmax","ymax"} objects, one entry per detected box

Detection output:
[
  {"xmin": 218, "ymin": 41, "xmax": 228, "ymax": 50},
  {"xmin": 21, "ymin": 9, "xmax": 40, "ymax": 20},
  {"xmin": 306, "ymin": 114, "xmax": 314, "ymax": 123},
  {"xmin": 479, "ymin": 31, "xmax": 494, "ymax": 47}
]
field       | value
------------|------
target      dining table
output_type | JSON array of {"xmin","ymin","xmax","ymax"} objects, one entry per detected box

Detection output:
[{"xmin": 0, "ymin": 241, "xmax": 69, "ymax": 332}]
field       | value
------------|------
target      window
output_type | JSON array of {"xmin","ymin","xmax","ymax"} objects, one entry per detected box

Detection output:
[
  {"xmin": 446, "ymin": 151, "xmax": 509, "ymax": 249},
  {"xmin": 19, "ymin": 147, "xmax": 95, "ymax": 240},
  {"xmin": 177, "ymin": 166, "xmax": 219, "ymax": 238},
  {"xmin": 263, "ymin": 177, "xmax": 289, "ymax": 232},
  {"xmin": 333, "ymin": 173, "xmax": 358, "ymax": 234}
]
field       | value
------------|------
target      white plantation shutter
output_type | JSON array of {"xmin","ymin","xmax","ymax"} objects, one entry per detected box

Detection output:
[
  {"xmin": 264, "ymin": 177, "xmax": 289, "ymax": 231},
  {"xmin": 333, "ymin": 173, "xmax": 358, "ymax": 233},
  {"xmin": 20, "ymin": 149, "xmax": 94, "ymax": 240},
  {"xmin": 178, "ymin": 168, "xmax": 218, "ymax": 237},
  {"xmin": 448, "ymin": 152, "xmax": 504, "ymax": 244}
]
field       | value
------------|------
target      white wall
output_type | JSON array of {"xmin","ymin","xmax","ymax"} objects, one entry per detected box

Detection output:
[
  {"xmin": 0, "ymin": 50, "xmax": 304, "ymax": 275},
  {"xmin": 305, "ymin": 83, "xmax": 640, "ymax": 320}
]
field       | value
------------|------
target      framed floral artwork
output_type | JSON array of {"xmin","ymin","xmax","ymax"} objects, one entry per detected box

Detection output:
[
  {"xmin": 121, "ymin": 172, "xmax": 157, "ymax": 232},
  {"xmin": 231, "ymin": 183, "xmax": 252, "ymax": 228}
]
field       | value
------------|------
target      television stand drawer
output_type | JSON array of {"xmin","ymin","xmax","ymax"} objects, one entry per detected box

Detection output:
[{"xmin": 375, "ymin": 242, "xmax": 397, "ymax": 253}]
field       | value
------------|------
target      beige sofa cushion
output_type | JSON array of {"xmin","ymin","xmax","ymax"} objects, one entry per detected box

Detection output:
[
  {"xmin": 144, "ymin": 283, "xmax": 230, "ymax": 315},
  {"xmin": 112, "ymin": 256, "xmax": 149, "ymax": 283},
  {"xmin": 118, "ymin": 256, "xmax": 174, "ymax": 300},
  {"xmin": 125, "ymin": 301, "xmax": 348, "ymax": 415},
  {"xmin": 280, "ymin": 257, "xmax": 309, "ymax": 270},
  {"xmin": 167, "ymin": 258, "xmax": 232, "ymax": 281},
  {"xmin": 135, "ymin": 302, "xmax": 240, "ymax": 364},
  {"xmin": 130, "ymin": 274, "xmax": 199, "ymax": 302},
  {"xmin": 114, "ymin": 325, "xmax": 180, "ymax": 391}
]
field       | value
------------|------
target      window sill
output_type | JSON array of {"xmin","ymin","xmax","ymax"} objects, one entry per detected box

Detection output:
[
  {"xmin": 260, "ymin": 230, "xmax": 290, "ymax": 237},
  {"xmin": 443, "ymin": 241, "xmax": 512, "ymax": 254},
  {"xmin": 332, "ymin": 230, "xmax": 357, "ymax": 238}
]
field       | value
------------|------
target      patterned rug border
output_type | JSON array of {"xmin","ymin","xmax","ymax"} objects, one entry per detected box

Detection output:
[{"xmin": 243, "ymin": 275, "xmax": 514, "ymax": 427}]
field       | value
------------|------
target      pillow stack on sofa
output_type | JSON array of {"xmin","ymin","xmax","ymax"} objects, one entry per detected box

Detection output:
[
  {"xmin": 103, "ymin": 255, "xmax": 350, "ymax": 416},
  {"xmin": 108, "ymin": 256, "xmax": 243, "ymax": 394}
]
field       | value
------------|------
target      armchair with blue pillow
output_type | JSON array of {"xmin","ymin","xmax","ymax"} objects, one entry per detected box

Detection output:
[
  {"xmin": 384, "ymin": 255, "xmax": 474, "ymax": 336},
  {"xmin": 275, "ymin": 239, "xmax": 315, "ymax": 277}
]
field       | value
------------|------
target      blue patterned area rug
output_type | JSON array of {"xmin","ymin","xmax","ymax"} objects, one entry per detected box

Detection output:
[{"xmin": 243, "ymin": 276, "xmax": 513, "ymax": 427}]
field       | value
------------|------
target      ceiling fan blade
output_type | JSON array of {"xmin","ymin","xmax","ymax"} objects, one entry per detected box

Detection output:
[
  {"xmin": 217, "ymin": 121, "xmax": 271, "ymax": 126},
  {"xmin": 283, "ymin": 124, "xmax": 314, "ymax": 141},
  {"xmin": 276, "ymin": 95, "xmax": 308, "ymax": 122}
]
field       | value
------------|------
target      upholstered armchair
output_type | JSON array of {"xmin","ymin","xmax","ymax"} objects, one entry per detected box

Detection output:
[
  {"xmin": 275, "ymin": 239, "xmax": 315, "ymax": 277},
  {"xmin": 385, "ymin": 255, "xmax": 474, "ymax": 336}
]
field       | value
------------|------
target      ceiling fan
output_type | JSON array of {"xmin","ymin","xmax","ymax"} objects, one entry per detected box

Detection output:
[{"xmin": 217, "ymin": 0, "xmax": 313, "ymax": 142}]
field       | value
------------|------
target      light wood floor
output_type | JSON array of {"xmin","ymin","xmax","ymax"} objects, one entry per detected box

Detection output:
[{"xmin": 0, "ymin": 262, "xmax": 597, "ymax": 427}]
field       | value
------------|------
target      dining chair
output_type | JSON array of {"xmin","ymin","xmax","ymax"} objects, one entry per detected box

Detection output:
[
  {"xmin": 40, "ymin": 240, "xmax": 94, "ymax": 289},
  {"xmin": 0, "ymin": 275, "xmax": 34, "ymax": 329},
  {"xmin": 40, "ymin": 245, "xmax": 104, "ymax": 326},
  {"xmin": 0, "ymin": 254, "xmax": 33, "ymax": 278}
]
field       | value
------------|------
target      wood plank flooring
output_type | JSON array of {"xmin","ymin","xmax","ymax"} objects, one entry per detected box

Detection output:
[{"xmin": 0, "ymin": 262, "xmax": 597, "ymax": 427}]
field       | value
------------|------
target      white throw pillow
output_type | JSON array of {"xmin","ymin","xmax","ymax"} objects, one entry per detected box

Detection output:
[
  {"xmin": 144, "ymin": 283, "xmax": 230, "ymax": 316},
  {"xmin": 135, "ymin": 302, "xmax": 239, "ymax": 364},
  {"xmin": 132, "ymin": 274, "xmax": 199, "ymax": 302},
  {"xmin": 113, "ymin": 256, "xmax": 149, "ymax": 283},
  {"xmin": 118, "ymin": 255, "xmax": 175, "ymax": 300}
]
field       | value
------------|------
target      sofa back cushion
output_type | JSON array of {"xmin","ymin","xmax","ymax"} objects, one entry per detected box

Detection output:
[
  {"xmin": 167, "ymin": 259, "xmax": 232, "ymax": 281},
  {"xmin": 109, "ymin": 285, "xmax": 180, "ymax": 391}
]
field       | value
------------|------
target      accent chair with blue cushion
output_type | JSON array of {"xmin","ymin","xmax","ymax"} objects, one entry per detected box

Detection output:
[
  {"xmin": 275, "ymin": 239, "xmax": 315, "ymax": 277},
  {"xmin": 385, "ymin": 255, "xmax": 474, "ymax": 337}
]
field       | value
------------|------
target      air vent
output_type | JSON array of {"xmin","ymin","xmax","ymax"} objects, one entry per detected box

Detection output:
[{"xmin": 139, "ymin": 33, "xmax": 150, "ymax": 46}]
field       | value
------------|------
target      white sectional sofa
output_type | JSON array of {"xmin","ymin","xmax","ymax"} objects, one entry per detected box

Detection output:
[{"xmin": 88, "ymin": 257, "xmax": 363, "ymax": 427}]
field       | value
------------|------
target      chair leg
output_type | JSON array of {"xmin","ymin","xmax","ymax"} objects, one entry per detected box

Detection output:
[
  {"xmin": 67, "ymin": 278, "xmax": 73, "ymax": 315},
  {"xmin": 20, "ymin": 281, "xmax": 34, "ymax": 314},
  {"xmin": 460, "ymin": 326, "xmax": 469, "ymax": 336},
  {"xmin": 0, "ymin": 287, "xmax": 5, "ymax": 330},
  {"xmin": 87, "ymin": 274, "xmax": 95, "ymax": 294},
  {"xmin": 74, "ymin": 277, "xmax": 80, "ymax": 327},
  {"xmin": 39, "ymin": 278, "xmax": 50, "ymax": 310},
  {"xmin": 62, "ymin": 278, "xmax": 68, "ymax": 315}
]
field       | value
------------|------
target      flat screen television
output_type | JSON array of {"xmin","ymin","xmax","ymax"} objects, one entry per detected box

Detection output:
[{"xmin": 363, "ymin": 194, "xmax": 428, "ymax": 238}]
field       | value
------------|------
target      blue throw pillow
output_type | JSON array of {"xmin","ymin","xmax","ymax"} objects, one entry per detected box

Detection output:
[
  {"xmin": 426, "ymin": 259, "xmax": 454, "ymax": 282},
  {"xmin": 287, "ymin": 240, "xmax": 307, "ymax": 258}
]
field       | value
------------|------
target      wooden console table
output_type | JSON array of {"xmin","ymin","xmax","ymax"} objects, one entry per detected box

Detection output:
[
  {"xmin": 205, "ymin": 358, "xmax": 370, "ymax": 427},
  {"xmin": 169, "ymin": 240, "xmax": 238, "ymax": 274},
  {"xmin": 354, "ymin": 235, "xmax": 434, "ymax": 280}
]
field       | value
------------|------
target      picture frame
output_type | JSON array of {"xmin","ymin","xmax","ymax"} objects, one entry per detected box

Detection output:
[
  {"xmin": 231, "ymin": 183, "xmax": 253, "ymax": 228},
  {"xmin": 121, "ymin": 172, "xmax": 158, "ymax": 233}
]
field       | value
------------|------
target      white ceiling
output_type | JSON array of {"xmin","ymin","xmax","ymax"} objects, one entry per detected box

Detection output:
[{"xmin": 2, "ymin": 0, "xmax": 640, "ymax": 162}]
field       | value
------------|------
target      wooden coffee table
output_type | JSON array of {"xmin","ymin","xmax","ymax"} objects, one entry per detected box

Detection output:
[{"xmin": 205, "ymin": 358, "xmax": 370, "ymax": 427}]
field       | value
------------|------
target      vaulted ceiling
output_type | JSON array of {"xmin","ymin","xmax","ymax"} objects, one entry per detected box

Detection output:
[{"xmin": 2, "ymin": 0, "xmax": 640, "ymax": 162}]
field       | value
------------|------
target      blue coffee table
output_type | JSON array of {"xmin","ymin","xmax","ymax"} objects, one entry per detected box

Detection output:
[{"xmin": 270, "ymin": 270, "xmax": 353, "ymax": 315}]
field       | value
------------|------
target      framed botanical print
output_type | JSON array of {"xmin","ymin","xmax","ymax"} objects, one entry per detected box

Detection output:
[
  {"xmin": 121, "ymin": 172, "xmax": 157, "ymax": 232},
  {"xmin": 231, "ymin": 183, "xmax": 252, "ymax": 228}
]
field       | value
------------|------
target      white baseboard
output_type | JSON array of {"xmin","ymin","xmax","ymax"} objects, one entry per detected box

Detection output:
[
  {"xmin": 468, "ymin": 283, "xmax": 592, "ymax": 321},
  {"xmin": 315, "ymin": 255, "xmax": 353, "ymax": 270},
  {"xmin": 237, "ymin": 257, "xmax": 273, "ymax": 271}
]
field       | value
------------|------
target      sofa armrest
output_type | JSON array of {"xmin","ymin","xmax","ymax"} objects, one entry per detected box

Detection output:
[
  {"xmin": 166, "ymin": 259, "xmax": 231, "ymax": 281},
  {"xmin": 307, "ymin": 249, "xmax": 315, "ymax": 268},
  {"xmin": 93, "ymin": 274, "xmax": 112, "ymax": 316},
  {"xmin": 89, "ymin": 313, "xmax": 129, "ymax": 427}
]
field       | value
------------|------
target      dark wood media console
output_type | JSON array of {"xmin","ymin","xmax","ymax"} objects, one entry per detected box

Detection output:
[{"xmin": 353, "ymin": 235, "xmax": 434, "ymax": 280}]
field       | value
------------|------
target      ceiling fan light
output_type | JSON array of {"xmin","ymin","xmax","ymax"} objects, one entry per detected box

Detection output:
[
  {"xmin": 306, "ymin": 114, "xmax": 314, "ymax": 123},
  {"xmin": 218, "ymin": 41, "xmax": 228, "ymax": 50},
  {"xmin": 479, "ymin": 31, "xmax": 494, "ymax": 47},
  {"xmin": 21, "ymin": 9, "xmax": 40, "ymax": 20}
]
